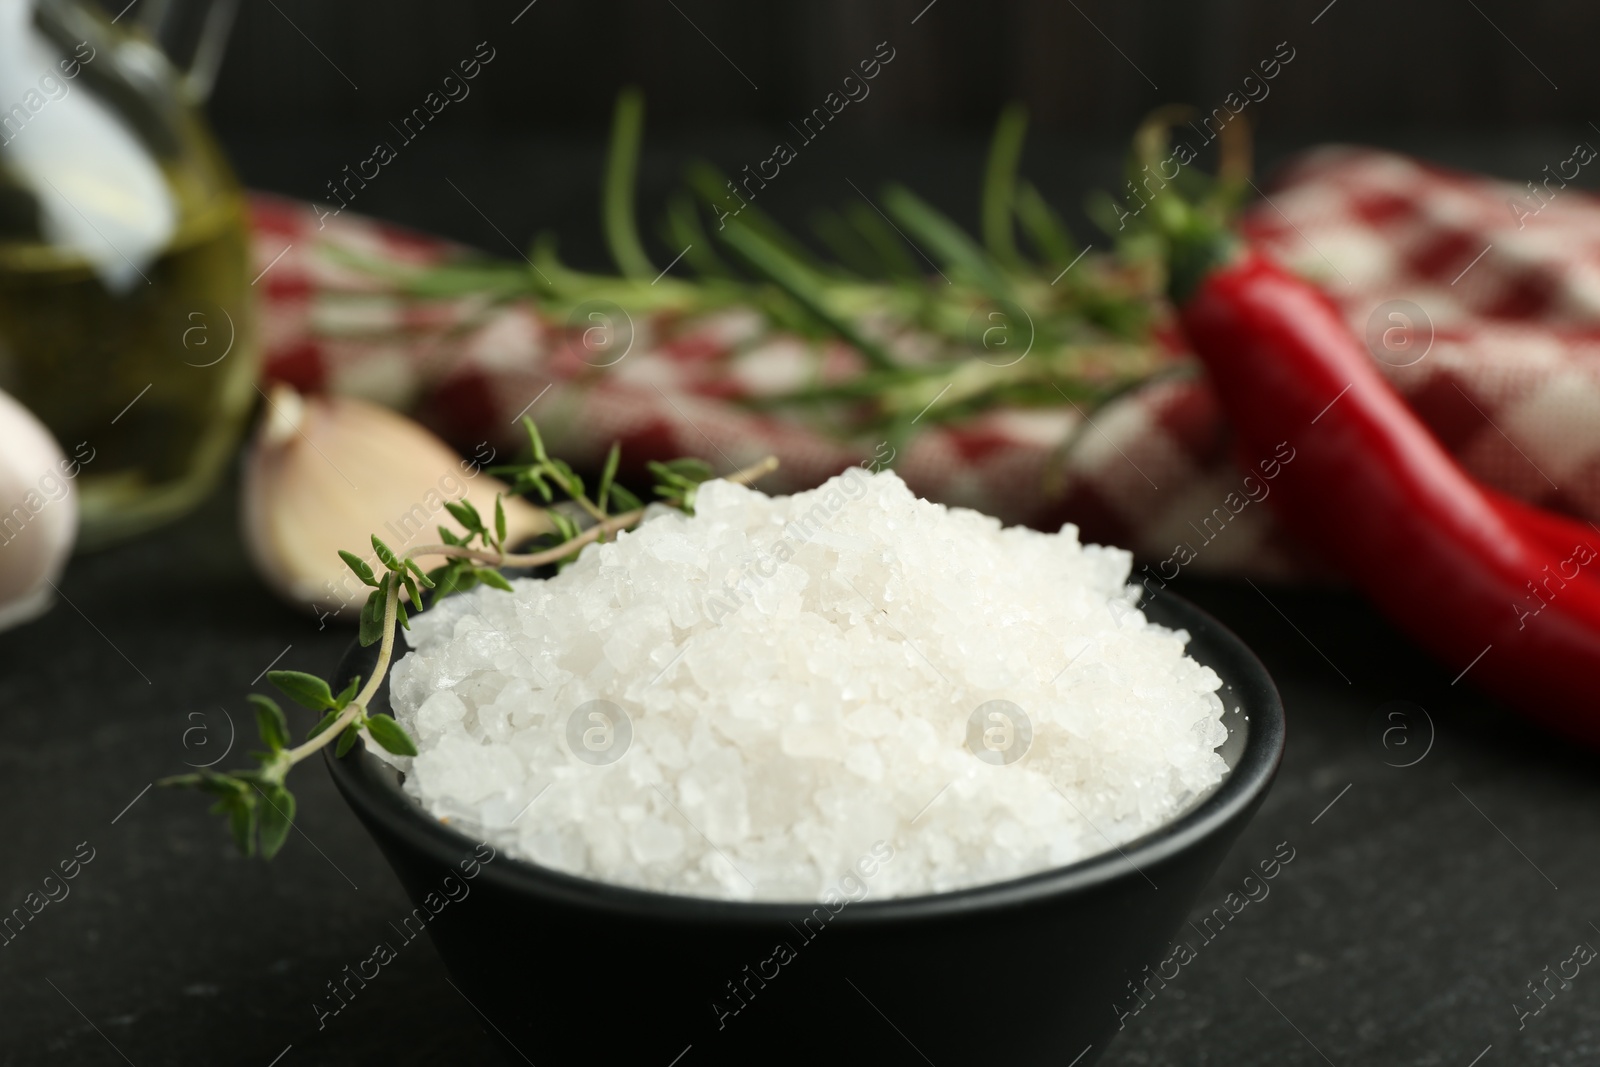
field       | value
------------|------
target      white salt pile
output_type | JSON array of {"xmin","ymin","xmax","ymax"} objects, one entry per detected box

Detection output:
[{"xmin": 383, "ymin": 467, "xmax": 1229, "ymax": 902}]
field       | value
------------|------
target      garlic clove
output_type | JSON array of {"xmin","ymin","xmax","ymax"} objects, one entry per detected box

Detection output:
[
  {"xmin": 241, "ymin": 384, "xmax": 548, "ymax": 618},
  {"xmin": 0, "ymin": 388, "xmax": 77, "ymax": 632}
]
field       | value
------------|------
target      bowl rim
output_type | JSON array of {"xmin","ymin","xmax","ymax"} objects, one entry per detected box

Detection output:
[{"xmin": 326, "ymin": 586, "xmax": 1285, "ymax": 925}]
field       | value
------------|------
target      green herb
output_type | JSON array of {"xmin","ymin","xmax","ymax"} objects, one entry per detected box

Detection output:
[
  {"xmin": 160, "ymin": 423, "xmax": 777, "ymax": 858},
  {"xmin": 249, "ymin": 694, "xmax": 289, "ymax": 752},
  {"xmin": 338, "ymin": 550, "xmax": 379, "ymax": 588},
  {"xmin": 326, "ymin": 93, "xmax": 1212, "ymax": 454}
]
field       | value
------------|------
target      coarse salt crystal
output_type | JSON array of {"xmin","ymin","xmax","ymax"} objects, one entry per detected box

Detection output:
[{"xmin": 383, "ymin": 468, "xmax": 1229, "ymax": 901}]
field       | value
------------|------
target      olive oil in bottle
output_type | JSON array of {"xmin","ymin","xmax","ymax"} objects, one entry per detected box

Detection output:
[{"xmin": 0, "ymin": 0, "xmax": 257, "ymax": 548}]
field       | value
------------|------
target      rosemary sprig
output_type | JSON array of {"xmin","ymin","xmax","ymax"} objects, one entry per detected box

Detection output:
[
  {"xmin": 161, "ymin": 420, "xmax": 777, "ymax": 858},
  {"xmin": 323, "ymin": 92, "xmax": 1192, "ymax": 452},
  {"xmin": 604, "ymin": 88, "xmax": 655, "ymax": 281}
]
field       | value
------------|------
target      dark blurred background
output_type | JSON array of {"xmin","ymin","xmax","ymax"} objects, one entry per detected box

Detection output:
[
  {"xmin": 158, "ymin": 0, "xmax": 1598, "ymax": 269},
  {"xmin": 205, "ymin": 0, "xmax": 1584, "ymax": 135}
]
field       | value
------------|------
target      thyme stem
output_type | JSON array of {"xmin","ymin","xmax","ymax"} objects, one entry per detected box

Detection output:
[
  {"xmin": 281, "ymin": 571, "xmax": 401, "ymax": 766},
  {"xmin": 407, "ymin": 455, "xmax": 779, "ymax": 569}
]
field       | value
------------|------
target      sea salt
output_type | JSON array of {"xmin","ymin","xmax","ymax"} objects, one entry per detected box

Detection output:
[{"xmin": 381, "ymin": 467, "xmax": 1229, "ymax": 901}]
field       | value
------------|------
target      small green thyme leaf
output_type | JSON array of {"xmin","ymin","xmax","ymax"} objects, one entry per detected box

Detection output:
[
  {"xmin": 477, "ymin": 568, "xmax": 514, "ymax": 593},
  {"xmin": 432, "ymin": 562, "xmax": 479, "ymax": 600},
  {"xmin": 359, "ymin": 588, "xmax": 386, "ymax": 647},
  {"xmin": 333, "ymin": 675, "xmax": 360, "ymax": 710},
  {"xmin": 547, "ymin": 511, "xmax": 579, "ymax": 543},
  {"xmin": 248, "ymin": 694, "xmax": 289, "ymax": 751},
  {"xmin": 406, "ymin": 558, "xmax": 436, "ymax": 588},
  {"xmin": 444, "ymin": 500, "xmax": 485, "ymax": 536},
  {"xmin": 338, "ymin": 550, "xmax": 379, "ymax": 588},
  {"xmin": 215, "ymin": 792, "xmax": 256, "ymax": 857},
  {"xmin": 662, "ymin": 457, "xmax": 715, "ymax": 484},
  {"xmin": 522, "ymin": 415, "xmax": 549, "ymax": 462},
  {"xmin": 365, "ymin": 715, "xmax": 419, "ymax": 757},
  {"xmin": 609, "ymin": 482, "xmax": 643, "ymax": 513},
  {"xmin": 267, "ymin": 670, "xmax": 336, "ymax": 711},
  {"xmin": 256, "ymin": 784, "xmax": 296, "ymax": 859},
  {"xmin": 598, "ymin": 441, "xmax": 621, "ymax": 512},
  {"xmin": 158, "ymin": 769, "xmax": 245, "ymax": 797},
  {"xmin": 371, "ymin": 535, "xmax": 403, "ymax": 572},
  {"xmin": 549, "ymin": 459, "xmax": 584, "ymax": 499},
  {"xmin": 494, "ymin": 494, "xmax": 507, "ymax": 546},
  {"xmin": 520, "ymin": 470, "xmax": 554, "ymax": 503},
  {"xmin": 335, "ymin": 723, "xmax": 361, "ymax": 758}
]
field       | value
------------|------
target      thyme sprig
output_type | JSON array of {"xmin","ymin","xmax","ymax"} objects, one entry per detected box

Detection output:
[{"xmin": 161, "ymin": 419, "xmax": 776, "ymax": 858}]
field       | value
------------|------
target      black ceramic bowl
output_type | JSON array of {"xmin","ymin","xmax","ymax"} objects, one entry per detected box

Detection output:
[{"xmin": 328, "ymin": 588, "xmax": 1284, "ymax": 1067}]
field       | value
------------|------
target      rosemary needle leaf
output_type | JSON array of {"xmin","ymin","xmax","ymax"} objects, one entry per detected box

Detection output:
[
  {"xmin": 882, "ymin": 184, "xmax": 1010, "ymax": 298},
  {"xmin": 1015, "ymin": 180, "xmax": 1077, "ymax": 269},
  {"xmin": 718, "ymin": 222, "xmax": 898, "ymax": 371},
  {"xmin": 981, "ymin": 102, "xmax": 1029, "ymax": 270},
  {"xmin": 603, "ymin": 87, "xmax": 656, "ymax": 280}
]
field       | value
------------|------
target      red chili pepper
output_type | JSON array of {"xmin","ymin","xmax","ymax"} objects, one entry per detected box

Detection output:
[
  {"xmin": 1176, "ymin": 244, "xmax": 1600, "ymax": 744},
  {"xmin": 1488, "ymin": 488, "xmax": 1600, "ymax": 571}
]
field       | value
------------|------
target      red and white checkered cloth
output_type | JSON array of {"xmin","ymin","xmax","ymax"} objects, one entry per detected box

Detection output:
[{"xmin": 249, "ymin": 145, "xmax": 1600, "ymax": 579}]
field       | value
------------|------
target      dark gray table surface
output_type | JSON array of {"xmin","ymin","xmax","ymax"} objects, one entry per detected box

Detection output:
[{"xmin": 4, "ymin": 129, "xmax": 1599, "ymax": 1066}]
